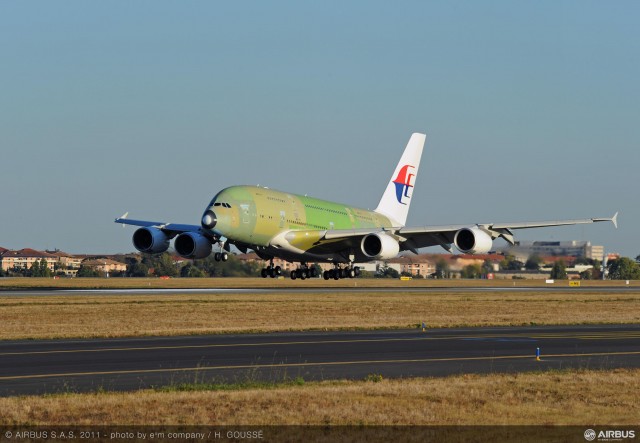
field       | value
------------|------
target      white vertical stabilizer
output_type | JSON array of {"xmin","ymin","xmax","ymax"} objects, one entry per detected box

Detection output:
[{"xmin": 374, "ymin": 133, "xmax": 426, "ymax": 226}]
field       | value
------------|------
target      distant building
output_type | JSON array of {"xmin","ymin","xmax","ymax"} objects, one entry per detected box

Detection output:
[
  {"xmin": 81, "ymin": 258, "xmax": 127, "ymax": 275},
  {"xmin": 235, "ymin": 253, "xmax": 336, "ymax": 273},
  {"xmin": 46, "ymin": 250, "xmax": 83, "ymax": 271},
  {"xmin": 387, "ymin": 256, "xmax": 435, "ymax": 278},
  {"xmin": 0, "ymin": 249, "xmax": 58, "ymax": 272},
  {"xmin": 500, "ymin": 241, "xmax": 604, "ymax": 262}
]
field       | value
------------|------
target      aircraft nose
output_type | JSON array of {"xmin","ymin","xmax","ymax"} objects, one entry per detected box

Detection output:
[{"xmin": 201, "ymin": 210, "xmax": 217, "ymax": 229}]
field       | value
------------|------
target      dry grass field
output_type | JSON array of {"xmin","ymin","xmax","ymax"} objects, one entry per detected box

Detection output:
[
  {"xmin": 0, "ymin": 276, "xmax": 638, "ymax": 290},
  {"xmin": 1, "ymin": 280, "xmax": 639, "ymax": 340},
  {"xmin": 2, "ymin": 279, "xmax": 637, "ymax": 427},
  {"xmin": 1, "ymin": 369, "xmax": 637, "ymax": 425}
]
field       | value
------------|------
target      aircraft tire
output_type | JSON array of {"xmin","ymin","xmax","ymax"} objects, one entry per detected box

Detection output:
[
  {"xmin": 214, "ymin": 252, "xmax": 221, "ymax": 261},
  {"xmin": 275, "ymin": 266, "xmax": 282, "ymax": 276},
  {"xmin": 221, "ymin": 252, "xmax": 229, "ymax": 262},
  {"xmin": 354, "ymin": 267, "xmax": 361, "ymax": 277},
  {"xmin": 347, "ymin": 269, "xmax": 356, "ymax": 278},
  {"xmin": 261, "ymin": 268, "xmax": 268, "ymax": 278},
  {"xmin": 323, "ymin": 271, "xmax": 330, "ymax": 280},
  {"xmin": 290, "ymin": 271, "xmax": 297, "ymax": 280},
  {"xmin": 333, "ymin": 270, "xmax": 340, "ymax": 280},
  {"xmin": 300, "ymin": 271, "xmax": 306, "ymax": 280}
]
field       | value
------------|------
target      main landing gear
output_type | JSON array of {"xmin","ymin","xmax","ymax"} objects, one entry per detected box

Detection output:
[
  {"xmin": 323, "ymin": 266, "xmax": 360, "ymax": 280},
  {"xmin": 290, "ymin": 263, "xmax": 318, "ymax": 280},
  {"xmin": 261, "ymin": 260, "xmax": 282, "ymax": 278}
]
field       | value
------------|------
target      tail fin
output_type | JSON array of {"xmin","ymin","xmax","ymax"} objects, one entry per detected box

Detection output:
[{"xmin": 374, "ymin": 133, "xmax": 426, "ymax": 226}]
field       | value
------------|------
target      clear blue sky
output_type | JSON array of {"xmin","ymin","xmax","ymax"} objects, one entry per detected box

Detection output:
[{"xmin": 1, "ymin": 1, "xmax": 637, "ymax": 257}]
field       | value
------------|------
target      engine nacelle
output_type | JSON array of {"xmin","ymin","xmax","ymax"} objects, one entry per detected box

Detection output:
[
  {"xmin": 454, "ymin": 227, "xmax": 493, "ymax": 254},
  {"xmin": 361, "ymin": 232, "xmax": 400, "ymax": 260},
  {"xmin": 174, "ymin": 232, "xmax": 212, "ymax": 259},
  {"xmin": 132, "ymin": 227, "xmax": 170, "ymax": 254}
]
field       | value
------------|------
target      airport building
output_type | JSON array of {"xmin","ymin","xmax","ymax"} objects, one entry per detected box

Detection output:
[{"xmin": 499, "ymin": 241, "xmax": 604, "ymax": 263}]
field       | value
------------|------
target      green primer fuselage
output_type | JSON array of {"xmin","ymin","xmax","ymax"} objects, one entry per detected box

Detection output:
[{"xmin": 205, "ymin": 185, "xmax": 392, "ymax": 261}]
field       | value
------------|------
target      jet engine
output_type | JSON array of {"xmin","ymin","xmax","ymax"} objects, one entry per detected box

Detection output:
[
  {"xmin": 174, "ymin": 232, "xmax": 212, "ymax": 259},
  {"xmin": 361, "ymin": 232, "xmax": 400, "ymax": 260},
  {"xmin": 132, "ymin": 227, "xmax": 170, "ymax": 254},
  {"xmin": 454, "ymin": 227, "xmax": 493, "ymax": 254}
]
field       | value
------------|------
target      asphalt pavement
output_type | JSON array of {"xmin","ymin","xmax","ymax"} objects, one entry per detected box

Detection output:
[{"xmin": 1, "ymin": 324, "xmax": 639, "ymax": 396}]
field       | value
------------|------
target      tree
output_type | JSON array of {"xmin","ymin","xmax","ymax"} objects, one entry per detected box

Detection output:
[
  {"xmin": 76, "ymin": 265, "xmax": 102, "ymax": 278},
  {"xmin": 30, "ymin": 259, "xmax": 52, "ymax": 277},
  {"xmin": 435, "ymin": 258, "xmax": 450, "ymax": 279},
  {"xmin": 482, "ymin": 259, "xmax": 495, "ymax": 275},
  {"xmin": 579, "ymin": 270, "xmax": 592, "ymax": 280},
  {"xmin": 550, "ymin": 260, "xmax": 567, "ymax": 280},
  {"xmin": 376, "ymin": 263, "xmax": 400, "ymax": 279},
  {"xmin": 461, "ymin": 264, "xmax": 482, "ymax": 279},
  {"xmin": 127, "ymin": 261, "xmax": 150, "ymax": 277},
  {"xmin": 180, "ymin": 263, "xmax": 206, "ymax": 278},
  {"xmin": 500, "ymin": 255, "xmax": 524, "ymax": 271},
  {"xmin": 607, "ymin": 257, "xmax": 640, "ymax": 280},
  {"xmin": 524, "ymin": 254, "xmax": 542, "ymax": 271},
  {"xmin": 142, "ymin": 253, "xmax": 178, "ymax": 277}
]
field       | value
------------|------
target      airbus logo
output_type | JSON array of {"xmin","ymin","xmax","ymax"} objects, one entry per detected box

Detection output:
[
  {"xmin": 584, "ymin": 429, "xmax": 636, "ymax": 441},
  {"xmin": 392, "ymin": 164, "xmax": 416, "ymax": 205}
]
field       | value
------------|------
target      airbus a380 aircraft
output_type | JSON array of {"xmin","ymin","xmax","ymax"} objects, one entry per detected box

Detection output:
[{"xmin": 116, "ymin": 133, "xmax": 617, "ymax": 280}]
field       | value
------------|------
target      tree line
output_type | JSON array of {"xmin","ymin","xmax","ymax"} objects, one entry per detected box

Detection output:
[{"xmin": 2, "ymin": 253, "xmax": 640, "ymax": 280}]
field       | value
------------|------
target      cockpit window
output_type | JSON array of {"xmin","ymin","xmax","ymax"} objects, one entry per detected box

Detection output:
[
  {"xmin": 213, "ymin": 202, "xmax": 232, "ymax": 208},
  {"xmin": 213, "ymin": 203, "xmax": 222, "ymax": 207}
]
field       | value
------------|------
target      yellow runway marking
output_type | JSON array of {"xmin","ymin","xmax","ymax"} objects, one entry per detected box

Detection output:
[
  {"xmin": 1, "ymin": 331, "xmax": 639, "ymax": 357},
  {"xmin": 1, "ymin": 351, "xmax": 639, "ymax": 381}
]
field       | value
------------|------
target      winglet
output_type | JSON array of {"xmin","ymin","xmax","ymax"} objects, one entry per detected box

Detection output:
[
  {"xmin": 115, "ymin": 212, "xmax": 129, "ymax": 226},
  {"xmin": 611, "ymin": 211, "xmax": 618, "ymax": 229},
  {"xmin": 592, "ymin": 212, "xmax": 618, "ymax": 229}
]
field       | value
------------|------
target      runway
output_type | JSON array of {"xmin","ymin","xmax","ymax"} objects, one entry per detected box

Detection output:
[
  {"xmin": 1, "ymin": 324, "xmax": 639, "ymax": 396},
  {"xmin": 0, "ymin": 285, "xmax": 637, "ymax": 297}
]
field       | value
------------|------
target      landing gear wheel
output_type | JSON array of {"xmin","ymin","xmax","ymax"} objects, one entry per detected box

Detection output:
[
  {"xmin": 323, "ymin": 271, "xmax": 330, "ymax": 280},
  {"xmin": 347, "ymin": 268, "xmax": 356, "ymax": 278},
  {"xmin": 261, "ymin": 268, "xmax": 268, "ymax": 278},
  {"xmin": 354, "ymin": 266, "xmax": 361, "ymax": 277},
  {"xmin": 290, "ymin": 270, "xmax": 297, "ymax": 280},
  {"xmin": 333, "ymin": 270, "xmax": 340, "ymax": 280},
  {"xmin": 221, "ymin": 252, "xmax": 229, "ymax": 262},
  {"xmin": 275, "ymin": 266, "xmax": 282, "ymax": 276},
  {"xmin": 214, "ymin": 252, "xmax": 221, "ymax": 261}
]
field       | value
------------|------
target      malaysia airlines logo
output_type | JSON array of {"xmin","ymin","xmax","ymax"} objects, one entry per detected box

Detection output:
[{"xmin": 392, "ymin": 164, "xmax": 416, "ymax": 205}]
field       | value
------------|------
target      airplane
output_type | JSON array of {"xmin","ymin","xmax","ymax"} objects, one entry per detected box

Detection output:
[{"xmin": 115, "ymin": 133, "xmax": 618, "ymax": 280}]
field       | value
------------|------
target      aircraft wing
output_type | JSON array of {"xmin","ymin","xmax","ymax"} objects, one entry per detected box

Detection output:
[
  {"xmin": 313, "ymin": 212, "xmax": 618, "ymax": 253},
  {"xmin": 114, "ymin": 214, "xmax": 202, "ymax": 236}
]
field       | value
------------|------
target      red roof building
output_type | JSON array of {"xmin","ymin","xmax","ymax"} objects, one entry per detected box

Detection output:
[{"xmin": 0, "ymin": 249, "xmax": 58, "ymax": 271}]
